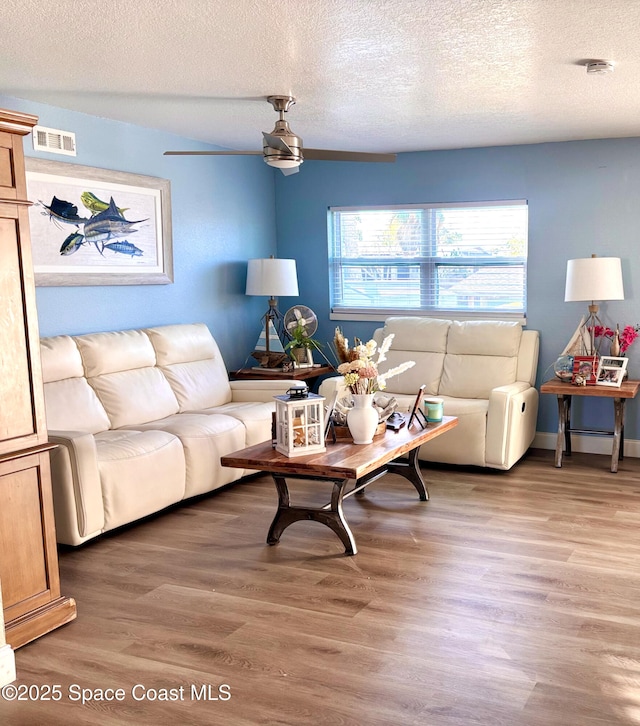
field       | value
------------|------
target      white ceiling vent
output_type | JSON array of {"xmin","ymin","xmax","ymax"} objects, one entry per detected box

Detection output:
[{"xmin": 32, "ymin": 125, "xmax": 76, "ymax": 156}]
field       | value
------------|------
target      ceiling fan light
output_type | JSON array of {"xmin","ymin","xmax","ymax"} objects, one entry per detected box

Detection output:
[{"xmin": 264, "ymin": 157, "xmax": 302, "ymax": 169}]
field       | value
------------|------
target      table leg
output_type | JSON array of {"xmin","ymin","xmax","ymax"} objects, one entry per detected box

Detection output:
[
  {"xmin": 555, "ymin": 394, "xmax": 572, "ymax": 468},
  {"xmin": 611, "ymin": 398, "xmax": 626, "ymax": 474},
  {"xmin": 267, "ymin": 474, "xmax": 357, "ymax": 555},
  {"xmin": 564, "ymin": 395, "xmax": 572, "ymax": 456},
  {"xmin": 385, "ymin": 447, "xmax": 429, "ymax": 501}
]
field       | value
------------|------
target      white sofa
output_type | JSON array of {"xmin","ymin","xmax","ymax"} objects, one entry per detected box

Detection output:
[
  {"xmin": 40, "ymin": 323, "xmax": 296, "ymax": 546},
  {"xmin": 319, "ymin": 317, "xmax": 540, "ymax": 470}
]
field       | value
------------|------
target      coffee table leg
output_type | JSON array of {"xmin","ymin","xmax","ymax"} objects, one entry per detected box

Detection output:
[
  {"xmin": 385, "ymin": 447, "xmax": 429, "ymax": 501},
  {"xmin": 267, "ymin": 475, "xmax": 358, "ymax": 555}
]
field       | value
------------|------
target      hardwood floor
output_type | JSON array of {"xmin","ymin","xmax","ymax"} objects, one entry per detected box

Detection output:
[{"xmin": 3, "ymin": 448, "xmax": 640, "ymax": 725}]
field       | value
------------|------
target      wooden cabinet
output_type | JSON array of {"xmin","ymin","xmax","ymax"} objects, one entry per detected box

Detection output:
[{"xmin": 0, "ymin": 108, "xmax": 76, "ymax": 648}]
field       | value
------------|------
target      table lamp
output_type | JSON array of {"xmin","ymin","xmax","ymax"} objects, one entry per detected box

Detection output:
[
  {"xmin": 564, "ymin": 254, "xmax": 624, "ymax": 355},
  {"xmin": 246, "ymin": 257, "xmax": 299, "ymax": 362}
]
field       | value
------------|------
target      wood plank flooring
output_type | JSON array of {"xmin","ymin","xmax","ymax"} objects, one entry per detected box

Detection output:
[{"xmin": 3, "ymin": 448, "xmax": 640, "ymax": 725}]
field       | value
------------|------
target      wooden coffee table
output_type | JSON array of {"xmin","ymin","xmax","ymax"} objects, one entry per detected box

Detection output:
[{"xmin": 221, "ymin": 416, "xmax": 458, "ymax": 555}]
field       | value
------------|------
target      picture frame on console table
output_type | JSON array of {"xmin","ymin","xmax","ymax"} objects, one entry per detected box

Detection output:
[
  {"xmin": 572, "ymin": 355, "xmax": 598, "ymax": 386},
  {"xmin": 25, "ymin": 158, "xmax": 173, "ymax": 286},
  {"xmin": 596, "ymin": 355, "xmax": 628, "ymax": 388}
]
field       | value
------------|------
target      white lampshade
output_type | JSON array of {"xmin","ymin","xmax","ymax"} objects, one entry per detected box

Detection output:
[
  {"xmin": 246, "ymin": 258, "xmax": 299, "ymax": 297},
  {"xmin": 564, "ymin": 256, "xmax": 624, "ymax": 302}
]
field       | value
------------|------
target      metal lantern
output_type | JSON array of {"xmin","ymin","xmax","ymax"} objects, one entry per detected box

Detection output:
[{"xmin": 274, "ymin": 386, "xmax": 325, "ymax": 457}]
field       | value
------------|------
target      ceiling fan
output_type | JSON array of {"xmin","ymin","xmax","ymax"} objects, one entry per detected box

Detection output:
[{"xmin": 164, "ymin": 95, "xmax": 396, "ymax": 175}]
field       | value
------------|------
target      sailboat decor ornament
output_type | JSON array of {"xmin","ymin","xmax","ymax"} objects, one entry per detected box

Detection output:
[{"xmin": 251, "ymin": 320, "xmax": 289, "ymax": 369}]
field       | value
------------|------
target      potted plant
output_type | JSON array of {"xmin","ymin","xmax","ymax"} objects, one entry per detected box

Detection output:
[{"xmin": 284, "ymin": 319, "xmax": 323, "ymax": 367}]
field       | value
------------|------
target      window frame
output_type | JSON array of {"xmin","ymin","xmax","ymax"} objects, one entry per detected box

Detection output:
[{"xmin": 328, "ymin": 200, "xmax": 528, "ymax": 323}]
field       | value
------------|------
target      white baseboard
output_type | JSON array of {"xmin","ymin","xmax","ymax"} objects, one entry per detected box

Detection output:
[
  {"xmin": 0, "ymin": 644, "xmax": 16, "ymax": 687},
  {"xmin": 534, "ymin": 431, "xmax": 640, "ymax": 458}
]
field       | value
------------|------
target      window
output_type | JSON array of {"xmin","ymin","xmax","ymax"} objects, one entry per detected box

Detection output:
[{"xmin": 328, "ymin": 201, "xmax": 528, "ymax": 321}]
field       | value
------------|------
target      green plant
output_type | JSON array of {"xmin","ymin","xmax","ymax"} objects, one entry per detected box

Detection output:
[{"xmin": 284, "ymin": 320, "xmax": 323, "ymax": 353}]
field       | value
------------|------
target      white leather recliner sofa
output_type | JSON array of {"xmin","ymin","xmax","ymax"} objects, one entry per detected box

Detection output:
[
  {"xmin": 319, "ymin": 317, "xmax": 540, "ymax": 470},
  {"xmin": 40, "ymin": 323, "xmax": 295, "ymax": 546}
]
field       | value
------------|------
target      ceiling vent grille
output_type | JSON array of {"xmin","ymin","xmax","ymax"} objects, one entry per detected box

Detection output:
[{"xmin": 32, "ymin": 125, "xmax": 76, "ymax": 156}]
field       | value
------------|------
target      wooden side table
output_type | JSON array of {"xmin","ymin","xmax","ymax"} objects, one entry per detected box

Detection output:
[
  {"xmin": 540, "ymin": 379, "xmax": 640, "ymax": 473},
  {"xmin": 230, "ymin": 364, "xmax": 335, "ymax": 392}
]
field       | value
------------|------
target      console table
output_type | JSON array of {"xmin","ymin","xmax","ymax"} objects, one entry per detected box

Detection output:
[
  {"xmin": 231, "ymin": 364, "xmax": 334, "ymax": 392},
  {"xmin": 540, "ymin": 379, "xmax": 640, "ymax": 473}
]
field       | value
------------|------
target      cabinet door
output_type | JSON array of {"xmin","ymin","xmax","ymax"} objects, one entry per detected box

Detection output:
[
  {"xmin": 0, "ymin": 452, "xmax": 60, "ymax": 621},
  {"xmin": 0, "ymin": 130, "xmax": 46, "ymax": 456},
  {"xmin": 0, "ymin": 450, "xmax": 76, "ymax": 649}
]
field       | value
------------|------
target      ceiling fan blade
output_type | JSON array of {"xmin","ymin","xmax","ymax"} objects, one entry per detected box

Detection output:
[
  {"xmin": 262, "ymin": 132, "xmax": 293, "ymax": 154},
  {"xmin": 303, "ymin": 149, "xmax": 396, "ymax": 163},
  {"xmin": 280, "ymin": 166, "xmax": 300, "ymax": 176},
  {"xmin": 164, "ymin": 150, "xmax": 262, "ymax": 156}
]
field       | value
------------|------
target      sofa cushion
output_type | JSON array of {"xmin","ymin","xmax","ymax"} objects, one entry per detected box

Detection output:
[
  {"xmin": 206, "ymin": 401, "xmax": 276, "ymax": 446},
  {"xmin": 127, "ymin": 413, "xmax": 246, "ymax": 498},
  {"xmin": 89, "ymin": 368, "xmax": 179, "ymax": 428},
  {"xmin": 376, "ymin": 317, "xmax": 451, "ymax": 395},
  {"xmin": 161, "ymin": 359, "xmax": 232, "ymax": 410},
  {"xmin": 74, "ymin": 329, "xmax": 156, "ymax": 376},
  {"xmin": 44, "ymin": 378, "xmax": 111, "ymax": 434},
  {"xmin": 41, "ymin": 334, "xmax": 84, "ymax": 381},
  {"xmin": 446, "ymin": 320, "xmax": 522, "ymax": 357},
  {"xmin": 439, "ymin": 321, "xmax": 522, "ymax": 399},
  {"xmin": 145, "ymin": 323, "xmax": 217, "ymax": 365},
  {"xmin": 419, "ymin": 397, "xmax": 488, "ymax": 466},
  {"xmin": 94, "ymin": 429, "xmax": 186, "ymax": 532},
  {"xmin": 145, "ymin": 323, "xmax": 233, "ymax": 409},
  {"xmin": 378, "ymin": 350, "xmax": 444, "ymax": 396},
  {"xmin": 382, "ymin": 392, "xmax": 488, "ymax": 465},
  {"xmin": 380, "ymin": 317, "xmax": 451, "ymax": 352},
  {"xmin": 40, "ymin": 335, "xmax": 111, "ymax": 434},
  {"xmin": 439, "ymin": 354, "xmax": 518, "ymax": 399}
]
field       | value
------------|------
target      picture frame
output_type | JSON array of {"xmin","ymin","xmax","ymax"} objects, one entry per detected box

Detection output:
[
  {"xmin": 25, "ymin": 158, "xmax": 173, "ymax": 286},
  {"xmin": 408, "ymin": 384, "xmax": 428, "ymax": 429},
  {"xmin": 596, "ymin": 356, "xmax": 629, "ymax": 388},
  {"xmin": 572, "ymin": 355, "xmax": 598, "ymax": 386}
]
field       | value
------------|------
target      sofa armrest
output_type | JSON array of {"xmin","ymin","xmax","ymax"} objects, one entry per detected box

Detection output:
[
  {"xmin": 229, "ymin": 379, "xmax": 299, "ymax": 403},
  {"xmin": 486, "ymin": 382, "xmax": 539, "ymax": 470},
  {"xmin": 317, "ymin": 376, "xmax": 347, "ymax": 400},
  {"xmin": 48, "ymin": 430, "xmax": 105, "ymax": 545}
]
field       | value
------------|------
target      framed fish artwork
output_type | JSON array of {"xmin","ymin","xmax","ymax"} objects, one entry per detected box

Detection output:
[{"xmin": 25, "ymin": 159, "xmax": 173, "ymax": 285}]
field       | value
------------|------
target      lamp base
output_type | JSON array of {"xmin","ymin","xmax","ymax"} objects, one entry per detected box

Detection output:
[{"xmin": 579, "ymin": 306, "xmax": 604, "ymax": 356}]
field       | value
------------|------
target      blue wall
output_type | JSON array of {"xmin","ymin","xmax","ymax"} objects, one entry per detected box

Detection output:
[
  {"xmin": 1, "ymin": 94, "xmax": 278, "ymax": 370},
  {"xmin": 274, "ymin": 141, "xmax": 640, "ymax": 438},
  {"xmin": 4, "ymin": 93, "xmax": 640, "ymax": 439}
]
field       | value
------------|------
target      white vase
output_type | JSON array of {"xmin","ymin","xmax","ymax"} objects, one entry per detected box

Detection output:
[
  {"xmin": 611, "ymin": 326, "xmax": 621, "ymax": 357},
  {"xmin": 347, "ymin": 393, "xmax": 379, "ymax": 444}
]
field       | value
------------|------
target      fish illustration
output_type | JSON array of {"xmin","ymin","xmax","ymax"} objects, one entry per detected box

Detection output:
[
  {"xmin": 103, "ymin": 239, "xmax": 144, "ymax": 257},
  {"xmin": 59, "ymin": 231, "xmax": 85, "ymax": 256},
  {"xmin": 104, "ymin": 240, "xmax": 143, "ymax": 257},
  {"xmin": 80, "ymin": 191, "xmax": 128, "ymax": 215},
  {"xmin": 83, "ymin": 197, "xmax": 147, "ymax": 245},
  {"xmin": 39, "ymin": 196, "xmax": 89, "ymax": 228}
]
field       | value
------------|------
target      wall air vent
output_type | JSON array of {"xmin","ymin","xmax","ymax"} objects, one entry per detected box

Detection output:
[{"xmin": 32, "ymin": 125, "xmax": 77, "ymax": 156}]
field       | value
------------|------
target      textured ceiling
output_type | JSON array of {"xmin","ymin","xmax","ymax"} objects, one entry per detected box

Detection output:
[{"xmin": 2, "ymin": 0, "xmax": 640, "ymax": 154}]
